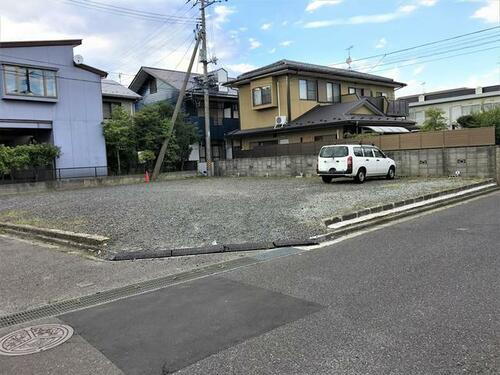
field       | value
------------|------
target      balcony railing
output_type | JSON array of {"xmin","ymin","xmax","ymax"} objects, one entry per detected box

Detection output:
[
  {"xmin": 364, "ymin": 97, "xmax": 409, "ymax": 117},
  {"xmin": 189, "ymin": 116, "xmax": 240, "ymax": 141}
]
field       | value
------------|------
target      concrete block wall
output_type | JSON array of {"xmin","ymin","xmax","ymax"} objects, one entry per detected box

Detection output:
[{"xmin": 215, "ymin": 146, "xmax": 498, "ymax": 179}]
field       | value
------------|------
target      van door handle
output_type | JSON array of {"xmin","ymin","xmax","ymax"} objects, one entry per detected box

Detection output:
[
  {"xmin": 365, "ymin": 159, "xmax": 369, "ymax": 161},
  {"xmin": 376, "ymin": 159, "xmax": 380, "ymax": 161}
]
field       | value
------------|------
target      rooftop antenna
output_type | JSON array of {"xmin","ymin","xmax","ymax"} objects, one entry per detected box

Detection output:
[
  {"xmin": 421, "ymin": 81, "xmax": 426, "ymax": 94},
  {"xmin": 346, "ymin": 45, "xmax": 354, "ymax": 69}
]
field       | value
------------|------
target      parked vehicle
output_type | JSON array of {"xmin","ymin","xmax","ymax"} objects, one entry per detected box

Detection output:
[{"xmin": 317, "ymin": 144, "xmax": 396, "ymax": 183}]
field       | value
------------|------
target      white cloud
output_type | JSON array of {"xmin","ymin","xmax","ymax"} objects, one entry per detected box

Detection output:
[
  {"xmin": 249, "ymin": 38, "xmax": 262, "ymax": 49},
  {"xmin": 304, "ymin": 1, "xmax": 431, "ymax": 28},
  {"xmin": 261, "ymin": 22, "xmax": 272, "ymax": 30},
  {"xmin": 418, "ymin": 0, "xmax": 438, "ymax": 6},
  {"xmin": 375, "ymin": 37, "xmax": 387, "ymax": 49},
  {"xmin": 227, "ymin": 63, "xmax": 257, "ymax": 74},
  {"xmin": 239, "ymin": 27, "xmax": 248, "ymax": 32},
  {"xmin": 280, "ymin": 40, "xmax": 293, "ymax": 47},
  {"xmin": 472, "ymin": 0, "xmax": 500, "ymax": 23},
  {"xmin": 463, "ymin": 66, "xmax": 500, "ymax": 87},
  {"xmin": 306, "ymin": 0, "xmax": 343, "ymax": 12},
  {"xmin": 413, "ymin": 65, "xmax": 425, "ymax": 75},
  {"xmin": 282, "ymin": 20, "xmax": 289, "ymax": 26},
  {"xmin": 213, "ymin": 5, "xmax": 235, "ymax": 28},
  {"xmin": 269, "ymin": 48, "xmax": 277, "ymax": 54}
]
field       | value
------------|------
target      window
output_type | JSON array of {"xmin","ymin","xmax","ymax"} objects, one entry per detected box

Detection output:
[
  {"xmin": 376, "ymin": 91, "xmax": 387, "ymax": 97},
  {"xmin": 223, "ymin": 106, "xmax": 232, "ymax": 119},
  {"xmin": 483, "ymin": 103, "xmax": 500, "ymax": 111},
  {"xmin": 461, "ymin": 105, "xmax": 481, "ymax": 116},
  {"xmin": 314, "ymin": 136, "xmax": 324, "ymax": 142},
  {"xmin": 348, "ymin": 87, "xmax": 365, "ymax": 96},
  {"xmin": 362, "ymin": 147, "xmax": 374, "ymax": 157},
  {"xmin": 299, "ymin": 79, "xmax": 317, "ymax": 100},
  {"xmin": 149, "ymin": 79, "xmax": 157, "ymax": 94},
  {"xmin": 373, "ymin": 148, "xmax": 385, "ymax": 158},
  {"xmin": 232, "ymin": 104, "xmax": 239, "ymax": 118},
  {"xmin": 353, "ymin": 147, "xmax": 363, "ymax": 157},
  {"xmin": 3, "ymin": 65, "xmax": 57, "ymax": 98},
  {"xmin": 326, "ymin": 82, "xmax": 340, "ymax": 103},
  {"xmin": 103, "ymin": 101, "xmax": 122, "ymax": 119},
  {"xmin": 320, "ymin": 146, "xmax": 349, "ymax": 158},
  {"xmin": 252, "ymin": 85, "xmax": 271, "ymax": 106}
]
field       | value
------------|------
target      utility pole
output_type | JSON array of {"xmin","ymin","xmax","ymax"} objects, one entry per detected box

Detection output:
[
  {"xmin": 151, "ymin": 30, "xmax": 202, "ymax": 180},
  {"xmin": 200, "ymin": 0, "xmax": 212, "ymax": 176}
]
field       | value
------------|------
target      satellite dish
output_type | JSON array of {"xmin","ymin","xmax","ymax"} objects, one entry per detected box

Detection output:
[{"xmin": 73, "ymin": 55, "xmax": 84, "ymax": 65}]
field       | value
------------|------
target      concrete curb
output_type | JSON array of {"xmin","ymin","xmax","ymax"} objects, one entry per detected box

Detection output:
[
  {"xmin": 109, "ymin": 240, "xmax": 317, "ymax": 261},
  {"xmin": 316, "ymin": 183, "xmax": 499, "ymax": 243},
  {"xmin": 0, "ymin": 222, "xmax": 109, "ymax": 254},
  {"xmin": 323, "ymin": 179, "xmax": 496, "ymax": 226}
]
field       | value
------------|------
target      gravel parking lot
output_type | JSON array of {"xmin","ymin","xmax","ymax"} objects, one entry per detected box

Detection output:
[{"xmin": 0, "ymin": 177, "xmax": 480, "ymax": 251}]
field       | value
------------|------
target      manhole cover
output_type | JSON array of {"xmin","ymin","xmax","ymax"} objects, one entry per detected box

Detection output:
[{"xmin": 0, "ymin": 324, "xmax": 74, "ymax": 356}]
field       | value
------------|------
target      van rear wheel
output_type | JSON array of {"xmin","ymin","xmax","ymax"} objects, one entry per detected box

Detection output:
[
  {"xmin": 321, "ymin": 176, "xmax": 333, "ymax": 183},
  {"xmin": 355, "ymin": 168, "xmax": 366, "ymax": 183},
  {"xmin": 386, "ymin": 166, "xmax": 395, "ymax": 180}
]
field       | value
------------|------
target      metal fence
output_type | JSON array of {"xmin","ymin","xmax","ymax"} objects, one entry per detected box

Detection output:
[
  {"xmin": 1, "ymin": 166, "xmax": 110, "ymax": 185},
  {"xmin": 233, "ymin": 127, "xmax": 496, "ymax": 159}
]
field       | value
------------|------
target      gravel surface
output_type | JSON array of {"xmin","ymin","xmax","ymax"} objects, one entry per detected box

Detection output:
[{"xmin": 0, "ymin": 177, "xmax": 482, "ymax": 251}]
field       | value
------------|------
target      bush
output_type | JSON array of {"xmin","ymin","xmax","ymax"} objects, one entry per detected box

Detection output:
[
  {"xmin": 0, "ymin": 143, "xmax": 60, "ymax": 179},
  {"xmin": 457, "ymin": 107, "xmax": 500, "ymax": 143}
]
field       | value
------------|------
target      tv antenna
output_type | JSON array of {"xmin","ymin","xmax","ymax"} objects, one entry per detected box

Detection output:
[{"xmin": 346, "ymin": 45, "xmax": 354, "ymax": 69}]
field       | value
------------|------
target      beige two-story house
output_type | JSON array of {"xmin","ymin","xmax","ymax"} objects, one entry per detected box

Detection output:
[{"xmin": 225, "ymin": 60, "xmax": 415, "ymax": 151}]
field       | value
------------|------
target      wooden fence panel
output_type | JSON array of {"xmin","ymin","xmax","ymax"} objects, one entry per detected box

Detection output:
[
  {"xmin": 421, "ymin": 131, "xmax": 444, "ymax": 148},
  {"xmin": 234, "ymin": 127, "xmax": 496, "ymax": 158}
]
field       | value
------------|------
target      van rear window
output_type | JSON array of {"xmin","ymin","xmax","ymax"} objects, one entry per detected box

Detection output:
[{"xmin": 320, "ymin": 146, "xmax": 348, "ymax": 158}]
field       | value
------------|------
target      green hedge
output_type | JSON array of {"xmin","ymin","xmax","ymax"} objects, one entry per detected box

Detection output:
[{"xmin": 0, "ymin": 143, "xmax": 61, "ymax": 176}]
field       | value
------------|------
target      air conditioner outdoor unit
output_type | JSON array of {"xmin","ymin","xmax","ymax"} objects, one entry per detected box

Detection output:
[{"xmin": 274, "ymin": 116, "xmax": 287, "ymax": 128}]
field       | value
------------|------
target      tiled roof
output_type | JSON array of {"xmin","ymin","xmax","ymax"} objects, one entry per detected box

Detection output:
[
  {"xmin": 102, "ymin": 79, "xmax": 142, "ymax": 100},
  {"xmin": 227, "ymin": 59, "xmax": 406, "ymax": 87}
]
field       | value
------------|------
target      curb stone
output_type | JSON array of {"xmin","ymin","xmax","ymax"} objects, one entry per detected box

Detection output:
[{"xmin": 323, "ymin": 179, "xmax": 495, "ymax": 227}]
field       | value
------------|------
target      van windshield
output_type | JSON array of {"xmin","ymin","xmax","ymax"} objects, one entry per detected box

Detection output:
[{"xmin": 320, "ymin": 146, "xmax": 349, "ymax": 158}]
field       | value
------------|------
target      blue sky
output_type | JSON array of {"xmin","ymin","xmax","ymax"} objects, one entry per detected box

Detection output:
[{"xmin": 1, "ymin": 0, "xmax": 499, "ymax": 96}]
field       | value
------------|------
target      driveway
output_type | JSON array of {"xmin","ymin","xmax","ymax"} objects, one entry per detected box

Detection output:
[
  {"xmin": 1, "ymin": 191, "xmax": 498, "ymax": 374},
  {"xmin": 0, "ymin": 177, "xmax": 481, "ymax": 251}
]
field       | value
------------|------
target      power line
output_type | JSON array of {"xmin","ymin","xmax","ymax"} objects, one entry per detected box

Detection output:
[
  {"xmin": 58, "ymin": 0, "xmax": 198, "ymax": 24},
  {"xmin": 371, "ymin": 45, "xmax": 500, "ymax": 74},
  {"xmin": 331, "ymin": 26, "xmax": 500, "ymax": 66}
]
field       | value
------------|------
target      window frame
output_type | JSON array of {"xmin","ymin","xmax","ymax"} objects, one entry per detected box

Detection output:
[
  {"xmin": 348, "ymin": 87, "xmax": 365, "ymax": 97},
  {"xmin": 252, "ymin": 85, "xmax": 272, "ymax": 107},
  {"xmin": 2, "ymin": 64, "xmax": 58, "ymax": 99},
  {"xmin": 326, "ymin": 82, "xmax": 341, "ymax": 103},
  {"xmin": 362, "ymin": 147, "xmax": 375, "ymax": 158},
  {"xmin": 299, "ymin": 79, "xmax": 317, "ymax": 101}
]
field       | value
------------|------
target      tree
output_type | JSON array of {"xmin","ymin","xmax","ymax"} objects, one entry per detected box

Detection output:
[
  {"xmin": 457, "ymin": 107, "xmax": 500, "ymax": 144},
  {"xmin": 0, "ymin": 144, "xmax": 60, "ymax": 180},
  {"xmin": 421, "ymin": 108, "xmax": 448, "ymax": 132},
  {"xmin": 133, "ymin": 102, "xmax": 199, "ymax": 171},
  {"xmin": 103, "ymin": 107, "xmax": 135, "ymax": 174}
]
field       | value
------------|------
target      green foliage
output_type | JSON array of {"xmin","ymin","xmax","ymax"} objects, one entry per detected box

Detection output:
[
  {"xmin": 103, "ymin": 107, "xmax": 135, "ymax": 174},
  {"xmin": 0, "ymin": 143, "xmax": 60, "ymax": 178},
  {"xmin": 457, "ymin": 107, "xmax": 500, "ymax": 143},
  {"xmin": 101, "ymin": 102, "xmax": 200, "ymax": 173},
  {"xmin": 421, "ymin": 108, "xmax": 448, "ymax": 132}
]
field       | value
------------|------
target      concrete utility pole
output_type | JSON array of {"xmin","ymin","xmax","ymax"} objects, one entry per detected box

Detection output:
[
  {"xmin": 151, "ymin": 31, "xmax": 202, "ymax": 180},
  {"xmin": 200, "ymin": 0, "xmax": 213, "ymax": 176}
]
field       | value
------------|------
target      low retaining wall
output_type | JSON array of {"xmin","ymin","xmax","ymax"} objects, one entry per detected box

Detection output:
[
  {"xmin": 215, "ymin": 145, "xmax": 498, "ymax": 179},
  {"xmin": 0, "ymin": 170, "xmax": 197, "ymax": 196}
]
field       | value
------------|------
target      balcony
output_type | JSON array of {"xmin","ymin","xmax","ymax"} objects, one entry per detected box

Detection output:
[
  {"xmin": 365, "ymin": 97, "xmax": 410, "ymax": 118},
  {"xmin": 188, "ymin": 116, "xmax": 240, "ymax": 141}
]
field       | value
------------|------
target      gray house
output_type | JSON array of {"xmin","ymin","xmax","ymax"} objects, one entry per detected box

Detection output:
[
  {"xmin": 0, "ymin": 39, "xmax": 108, "ymax": 177},
  {"xmin": 128, "ymin": 67, "xmax": 239, "ymax": 171},
  {"xmin": 102, "ymin": 79, "xmax": 141, "ymax": 119}
]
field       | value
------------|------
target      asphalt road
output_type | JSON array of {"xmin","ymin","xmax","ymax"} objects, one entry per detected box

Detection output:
[{"xmin": 1, "ymin": 191, "xmax": 499, "ymax": 374}]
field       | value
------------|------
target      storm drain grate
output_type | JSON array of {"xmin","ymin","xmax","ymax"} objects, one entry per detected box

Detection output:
[{"xmin": 0, "ymin": 257, "xmax": 258, "ymax": 329}]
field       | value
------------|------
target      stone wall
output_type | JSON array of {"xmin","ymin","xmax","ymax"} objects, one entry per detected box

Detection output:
[{"xmin": 215, "ymin": 146, "xmax": 498, "ymax": 180}]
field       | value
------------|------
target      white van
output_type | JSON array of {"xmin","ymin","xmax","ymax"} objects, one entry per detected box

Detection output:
[{"xmin": 317, "ymin": 144, "xmax": 396, "ymax": 183}]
